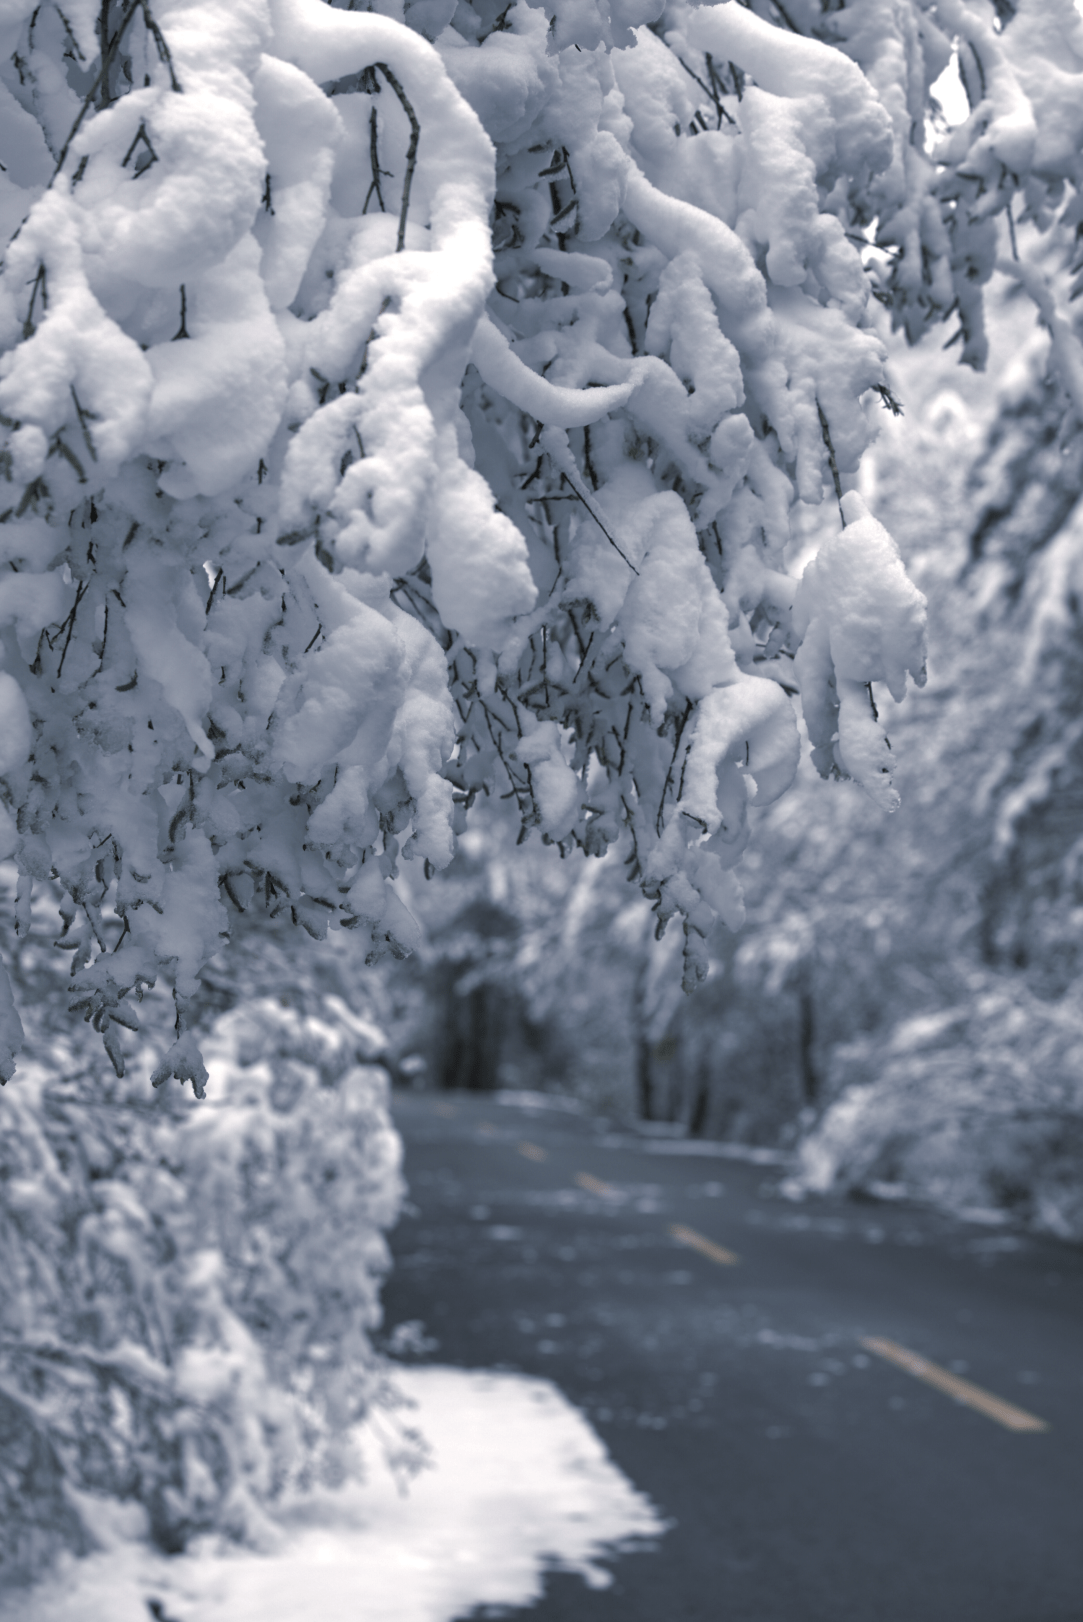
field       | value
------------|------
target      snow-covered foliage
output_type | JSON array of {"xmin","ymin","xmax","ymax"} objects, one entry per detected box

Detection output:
[
  {"xmin": 4, "ymin": 0, "xmax": 1082, "ymax": 1576},
  {"xmin": 0, "ymin": 877, "xmax": 406, "ymax": 1582},
  {"xmin": 399, "ymin": 260, "xmax": 1083, "ymax": 1239},
  {"xmin": 776, "ymin": 295, "xmax": 1083, "ymax": 1236},
  {"xmin": 0, "ymin": 0, "xmax": 959, "ymax": 1086},
  {"xmin": 795, "ymin": 984, "xmax": 1083, "ymax": 1236}
]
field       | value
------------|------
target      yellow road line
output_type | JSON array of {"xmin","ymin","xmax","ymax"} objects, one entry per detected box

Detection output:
[
  {"xmin": 670, "ymin": 1223, "xmax": 739, "ymax": 1267},
  {"xmin": 861, "ymin": 1337, "xmax": 1049, "ymax": 1433},
  {"xmin": 518, "ymin": 1141, "xmax": 547, "ymax": 1162},
  {"xmin": 576, "ymin": 1171, "xmax": 614, "ymax": 1195}
]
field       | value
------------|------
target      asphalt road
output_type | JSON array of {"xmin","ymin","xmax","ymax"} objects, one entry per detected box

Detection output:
[{"xmin": 381, "ymin": 1090, "xmax": 1083, "ymax": 1622}]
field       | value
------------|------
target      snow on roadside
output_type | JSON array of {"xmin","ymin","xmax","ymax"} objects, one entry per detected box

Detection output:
[
  {"xmin": 4, "ymin": 1367, "xmax": 666, "ymax": 1622},
  {"xmin": 783, "ymin": 981, "xmax": 1083, "ymax": 1239}
]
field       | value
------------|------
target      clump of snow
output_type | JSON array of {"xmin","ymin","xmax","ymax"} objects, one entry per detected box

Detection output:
[{"xmin": 793, "ymin": 492, "xmax": 926, "ymax": 809}]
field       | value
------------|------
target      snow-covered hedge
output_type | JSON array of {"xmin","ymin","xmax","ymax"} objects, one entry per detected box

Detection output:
[{"xmin": 0, "ymin": 959, "xmax": 404, "ymax": 1584}]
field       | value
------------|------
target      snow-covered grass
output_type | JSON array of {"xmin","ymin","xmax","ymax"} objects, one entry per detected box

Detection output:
[{"xmin": 4, "ymin": 1367, "xmax": 666, "ymax": 1622}]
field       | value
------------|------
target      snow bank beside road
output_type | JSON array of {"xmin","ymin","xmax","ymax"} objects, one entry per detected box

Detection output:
[
  {"xmin": 787, "ymin": 982, "xmax": 1083, "ymax": 1240},
  {"xmin": 6, "ymin": 1367, "xmax": 665, "ymax": 1622}
]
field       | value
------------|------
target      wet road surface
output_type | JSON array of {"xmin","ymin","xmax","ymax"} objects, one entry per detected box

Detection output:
[{"xmin": 381, "ymin": 1090, "xmax": 1083, "ymax": 1622}]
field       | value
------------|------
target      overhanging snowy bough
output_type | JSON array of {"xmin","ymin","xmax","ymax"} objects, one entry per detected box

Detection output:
[{"xmin": 0, "ymin": 0, "xmax": 937, "ymax": 1084}]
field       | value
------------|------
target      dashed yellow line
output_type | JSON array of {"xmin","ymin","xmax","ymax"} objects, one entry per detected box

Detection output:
[
  {"xmin": 468, "ymin": 1129, "xmax": 1045, "ymax": 1434},
  {"xmin": 861, "ymin": 1336, "xmax": 1049, "ymax": 1433},
  {"xmin": 670, "ymin": 1222, "xmax": 739, "ymax": 1267}
]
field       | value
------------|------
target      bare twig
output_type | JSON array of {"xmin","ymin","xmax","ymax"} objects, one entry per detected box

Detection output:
[
  {"xmin": 70, "ymin": 386, "xmax": 99, "ymax": 462},
  {"xmin": 140, "ymin": 1, "xmax": 182, "ymax": 92},
  {"xmin": 121, "ymin": 120, "xmax": 157, "ymax": 176},
  {"xmin": 675, "ymin": 53, "xmax": 734, "ymax": 128},
  {"xmin": 374, "ymin": 63, "xmax": 419, "ymax": 252},
  {"xmin": 172, "ymin": 284, "xmax": 188, "ymax": 340},
  {"xmin": 817, "ymin": 401, "xmax": 845, "ymax": 525},
  {"xmin": 656, "ymin": 699, "xmax": 693, "ymax": 835},
  {"xmin": 557, "ymin": 471, "xmax": 639, "ymax": 574},
  {"xmin": 364, "ymin": 103, "xmax": 390, "ymax": 215},
  {"xmin": 23, "ymin": 263, "xmax": 47, "ymax": 339},
  {"xmin": 56, "ymin": 578, "xmax": 89, "ymax": 678},
  {"xmin": 54, "ymin": 0, "xmax": 181, "ymax": 182}
]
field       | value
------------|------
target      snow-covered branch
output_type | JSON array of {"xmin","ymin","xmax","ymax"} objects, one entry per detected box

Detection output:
[{"xmin": 23, "ymin": 0, "xmax": 1080, "ymax": 1080}]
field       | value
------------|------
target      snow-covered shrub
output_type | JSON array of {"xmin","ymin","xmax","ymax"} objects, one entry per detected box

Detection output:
[
  {"xmin": 0, "ymin": 884, "xmax": 405, "ymax": 1584},
  {"xmin": 191, "ymin": 997, "xmax": 404, "ymax": 1486},
  {"xmin": 794, "ymin": 983, "xmax": 1083, "ymax": 1238}
]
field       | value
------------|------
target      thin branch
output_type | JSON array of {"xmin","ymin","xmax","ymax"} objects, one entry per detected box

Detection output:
[
  {"xmin": 556, "ymin": 470, "xmax": 639, "ymax": 574},
  {"xmin": 140, "ymin": 1, "xmax": 182, "ymax": 92},
  {"xmin": 56, "ymin": 578, "xmax": 89, "ymax": 678},
  {"xmin": 23, "ymin": 263, "xmax": 47, "ymax": 340},
  {"xmin": 172, "ymin": 284, "xmax": 188, "ymax": 340},
  {"xmin": 121, "ymin": 119, "xmax": 157, "ymax": 176},
  {"xmin": 675, "ymin": 52, "xmax": 733, "ymax": 128},
  {"xmin": 91, "ymin": 599, "xmax": 109, "ymax": 676},
  {"xmin": 70, "ymin": 386, "xmax": 99, "ymax": 462},
  {"xmin": 656, "ymin": 699, "xmax": 693, "ymax": 835},
  {"xmin": 817, "ymin": 401, "xmax": 845, "ymax": 525},
  {"xmin": 54, "ymin": 0, "xmax": 181, "ymax": 183},
  {"xmin": 58, "ymin": 0, "xmax": 143, "ymax": 168},
  {"xmin": 363, "ymin": 103, "xmax": 389, "ymax": 215},
  {"xmin": 374, "ymin": 63, "xmax": 419, "ymax": 252}
]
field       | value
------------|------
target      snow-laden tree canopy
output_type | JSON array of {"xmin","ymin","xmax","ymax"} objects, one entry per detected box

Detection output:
[{"xmin": 0, "ymin": 0, "xmax": 1075, "ymax": 1088}]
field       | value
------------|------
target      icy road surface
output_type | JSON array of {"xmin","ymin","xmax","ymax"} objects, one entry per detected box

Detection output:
[{"xmin": 381, "ymin": 1089, "xmax": 1083, "ymax": 1622}]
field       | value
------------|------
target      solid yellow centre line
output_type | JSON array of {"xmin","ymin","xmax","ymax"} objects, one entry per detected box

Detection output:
[
  {"xmin": 670, "ymin": 1223, "xmax": 739, "ymax": 1267},
  {"xmin": 861, "ymin": 1336, "xmax": 1049, "ymax": 1432},
  {"xmin": 576, "ymin": 1171, "xmax": 615, "ymax": 1195},
  {"xmin": 518, "ymin": 1141, "xmax": 547, "ymax": 1162}
]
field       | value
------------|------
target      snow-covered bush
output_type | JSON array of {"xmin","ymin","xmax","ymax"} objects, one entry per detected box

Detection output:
[
  {"xmin": 795, "ymin": 984, "xmax": 1083, "ymax": 1237},
  {"xmin": 0, "ymin": 880, "xmax": 406, "ymax": 1583}
]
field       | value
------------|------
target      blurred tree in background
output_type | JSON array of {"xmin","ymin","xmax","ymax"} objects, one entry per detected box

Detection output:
[{"xmin": 399, "ymin": 284, "xmax": 1083, "ymax": 1238}]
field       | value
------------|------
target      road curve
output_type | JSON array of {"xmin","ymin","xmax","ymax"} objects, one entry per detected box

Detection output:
[{"xmin": 381, "ymin": 1090, "xmax": 1083, "ymax": 1622}]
